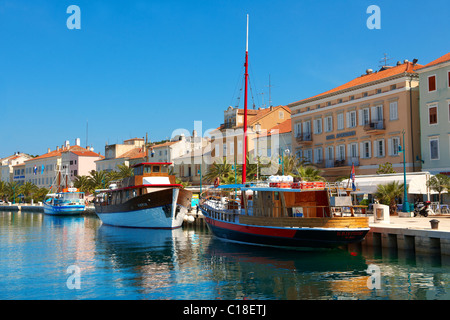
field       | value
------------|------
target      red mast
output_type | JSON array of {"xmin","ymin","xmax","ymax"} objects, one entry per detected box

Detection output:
[{"xmin": 242, "ymin": 14, "xmax": 249, "ymax": 184}]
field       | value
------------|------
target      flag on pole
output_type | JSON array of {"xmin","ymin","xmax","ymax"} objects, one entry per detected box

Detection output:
[{"xmin": 350, "ymin": 163, "xmax": 356, "ymax": 191}]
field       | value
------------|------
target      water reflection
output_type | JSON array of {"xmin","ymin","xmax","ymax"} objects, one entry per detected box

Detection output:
[{"xmin": 1, "ymin": 210, "xmax": 450, "ymax": 300}]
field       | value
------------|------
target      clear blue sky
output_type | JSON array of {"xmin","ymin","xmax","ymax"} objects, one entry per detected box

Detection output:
[{"xmin": 1, "ymin": 0, "xmax": 449, "ymax": 158}]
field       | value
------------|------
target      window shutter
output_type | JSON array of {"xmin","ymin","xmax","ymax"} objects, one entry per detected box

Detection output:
[
  {"xmin": 346, "ymin": 112, "xmax": 350, "ymax": 128},
  {"xmin": 359, "ymin": 110, "xmax": 363, "ymax": 126},
  {"xmin": 371, "ymin": 106, "xmax": 377, "ymax": 122},
  {"xmin": 388, "ymin": 138, "xmax": 392, "ymax": 156}
]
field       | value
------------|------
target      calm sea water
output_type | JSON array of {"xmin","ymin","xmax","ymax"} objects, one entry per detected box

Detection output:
[{"xmin": 0, "ymin": 210, "xmax": 449, "ymax": 300}]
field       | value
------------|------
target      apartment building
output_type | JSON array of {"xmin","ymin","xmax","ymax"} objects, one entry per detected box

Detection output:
[
  {"xmin": 25, "ymin": 139, "xmax": 102, "ymax": 188},
  {"xmin": 0, "ymin": 152, "xmax": 32, "ymax": 183},
  {"xmin": 288, "ymin": 60, "xmax": 422, "ymax": 181},
  {"xmin": 95, "ymin": 138, "xmax": 145, "ymax": 172},
  {"xmin": 416, "ymin": 52, "xmax": 450, "ymax": 175}
]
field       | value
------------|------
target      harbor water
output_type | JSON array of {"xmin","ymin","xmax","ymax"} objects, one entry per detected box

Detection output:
[{"xmin": 1, "ymin": 210, "xmax": 449, "ymax": 300}]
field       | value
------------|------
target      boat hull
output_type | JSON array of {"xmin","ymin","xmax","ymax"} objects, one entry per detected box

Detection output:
[
  {"xmin": 43, "ymin": 203, "xmax": 85, "ymax": 215},
  {"xmin": 94, "ymin": 187, "xmax": 192, "ymax": 229},
  {"xmin": 96, "ymin": 205, "xmax": 188, "ymax": 229},
  {"xmin": 203, "ymin": 214, "xmax": 369, "ymax": 249}
]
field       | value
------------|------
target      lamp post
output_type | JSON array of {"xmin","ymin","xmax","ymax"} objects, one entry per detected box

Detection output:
[{"xmin": 399, "ymin": 130, "xmax": 410, "ymax": 212}]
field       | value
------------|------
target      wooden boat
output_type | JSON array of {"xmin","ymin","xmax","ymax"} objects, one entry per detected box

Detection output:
[
  {"xmin": 200, "ymin": 181, "xmax": 370, "ymax": 249},
  {"xmin": 44, "ymin": 187, "xmax": 85, "ymax": 215},
  {"xmin": 94, "ymin": 162, "xmax": 192, "ymax": 229}
]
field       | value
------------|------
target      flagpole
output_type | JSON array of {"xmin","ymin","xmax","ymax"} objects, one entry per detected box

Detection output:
[{"xmin": 242, "ymin": 14, "xmax": 249, "ymax": 184}]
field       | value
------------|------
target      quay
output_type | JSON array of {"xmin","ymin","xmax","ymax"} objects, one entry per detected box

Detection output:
[
  {"xmin": 362, "ymin": 215, "xmax": 450, "ymax": 256},
  {"xmin": 0, "ymin": 204, "xmax": 96, "ymax": 214}
]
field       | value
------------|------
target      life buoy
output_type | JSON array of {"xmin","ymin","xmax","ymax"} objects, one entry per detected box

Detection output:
[{"xmin": 214, "ymin": 177, "xmax": 220, "ymax": 187}]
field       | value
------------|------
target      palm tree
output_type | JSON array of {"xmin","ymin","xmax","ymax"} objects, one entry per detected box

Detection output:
[
  {"xmin": 297, "ymin": 166, "xmax": 325, "ymax": 181},
  {"xmin": 87, "ymin": 170, "xmax": 109, "ymax": 191},
  {"xmin": 427, "ymin": 174, "xmax": 450, "ymax": 212},
  {"xmin": 4, "ymin": 181, "xmax": 21, "ymax": 203},
  {"xmin": 19, "ymin": 181, "xmax": 38, "ymax": 203},
  {"xmin": 374, "ymin": 181, "xmax": 404, "ymax": 214},
  {"xmin": 204, "ymin": 158, "xmax": 233, "ymax": 183},
  {"xmin": 73, "ymin": 175, "xmax": 91, "ymax": 194},
  {"xmin": 0, "ymin": 181, "xmax": 5, "ymax": 201},
  {"xmin": 116, "ymin": 163, "xmax": 134, "ymax": 179},
  {"xmin": 33, "ymin": 187, "xmax": 50, "ymax": 203}
]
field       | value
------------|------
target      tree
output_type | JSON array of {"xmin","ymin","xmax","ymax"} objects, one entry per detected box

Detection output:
[
  {"xmin": 374, "ymin": 181, "xmax": 404, "ymax": 214},
  {"xmin": 297, "ymin": 166, "xmax": 325, "ymax": 181},
  {"xmin": 73, "ymin": 175, "xmax": 91, "ymax": 194},
  {"xmin": 19, "ymin": 181, "xmax": 38, "ymax": 203},
  {"xmin": 116, "ymin": 163, "xmax": 134, "ymax": 179},
  {"xmin": 376, "ymin": 162, "xmax": 396, "ymax": 174},
  {"xmin": 204, "ymin": 158, "xmax": 233, "ymax": 183},
  {"xmin": 4, "ymin": 181, "xmax": 21, "ymax": 203},
  {"xmin": 427, "ymin": 174, "xmax": 449, "ymax": 211},
  {"xmin": 87, "ymin": 170, "xmax": 109, "ymax": 192}
]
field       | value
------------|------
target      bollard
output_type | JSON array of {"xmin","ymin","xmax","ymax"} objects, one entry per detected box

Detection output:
[{"xmin": 430, "ymin": 219, "xmax": 440, "ymax": 230}]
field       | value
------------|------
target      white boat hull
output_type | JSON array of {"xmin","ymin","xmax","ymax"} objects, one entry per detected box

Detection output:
[
  {"xmin": 96, "ymin": 205, "xmax": 188, "ymax": 229},
  {"xmin": 43, "ymin": 203, "xmax": 85, "ymax": 215}
]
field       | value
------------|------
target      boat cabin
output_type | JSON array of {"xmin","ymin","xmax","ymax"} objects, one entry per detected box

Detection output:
[{"xmin": 95, "ymin": 162, "xmax": 180, "ymax": 207}]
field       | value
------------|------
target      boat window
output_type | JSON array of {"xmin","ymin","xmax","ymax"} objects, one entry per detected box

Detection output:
[
  {"xmin": 153, "ymin": 165, "xmax": 160, "ymax": 173},
  {"xmin": 144, "ymin": 166, "xmax": 152, "ymax": 174},
  {"xmin": 134, "ymin": 166, "xmax": 143, "ymax": 176}
]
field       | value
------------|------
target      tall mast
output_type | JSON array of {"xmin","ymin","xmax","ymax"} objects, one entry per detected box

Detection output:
[{"xmin": 242, "ymin": 14, "xmax": 249, "ymax": 184}]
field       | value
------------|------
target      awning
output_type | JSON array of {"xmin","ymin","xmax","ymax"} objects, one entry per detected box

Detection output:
[{"xmin": 351, "ymin": 172, "xmax": 444, "ymax": 195}]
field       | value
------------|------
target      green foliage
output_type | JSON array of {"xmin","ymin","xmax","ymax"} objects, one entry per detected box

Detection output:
[
  {"xmin": 374, "ymin": 181, "xmax": 404, "ymax": 213},
  {"xmin": 376, "ymin": 162, "xmax": 396, "ymax": 174}
]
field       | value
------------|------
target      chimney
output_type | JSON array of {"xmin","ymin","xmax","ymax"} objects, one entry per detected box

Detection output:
[
  {"xmin": 47, "ymin": 148, "xmax": 51, "ymax": 153},
  {"xmin": 75, "ymin": 138, "xmax": 81, "ymax": 146},
  {"xmin": 56, "ymin": 146, "xmax": 59, "ymax": 151},
  {"xmin": 366, "ymin": 69, "xmax": 373, "ymax": 74}
]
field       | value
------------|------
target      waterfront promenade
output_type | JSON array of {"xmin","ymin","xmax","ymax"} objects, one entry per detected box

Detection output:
[{"xmin": 365, "ymin": 215, "xmax": 450, "ymax": 256}]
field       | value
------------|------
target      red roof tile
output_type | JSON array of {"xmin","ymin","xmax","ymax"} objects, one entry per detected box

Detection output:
[
  {"xmin": 417, "ymin": 52, "xmax": 450, "ymax": 70},
  {"xmin": 291, "ymin": 62, "xmax": 422, "ymax": 105}
]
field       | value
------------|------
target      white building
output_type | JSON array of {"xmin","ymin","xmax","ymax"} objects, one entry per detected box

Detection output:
[{"xmin": 0, "ymin": 152, "xmax": 33, "ymax": 183}]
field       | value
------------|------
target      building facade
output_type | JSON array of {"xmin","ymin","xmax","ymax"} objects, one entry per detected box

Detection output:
[
  {"xmin": 211, "ymin": 105, "xmax": 291, "ymax": 165},
  {"xmin": 0, "ymin": 153, "xmax": 32, "ymax": 183},
  {"xmin": 288, "ymin": 61, "xmax": 422, "ymax": 181},
  {"xmin": 417, "ymin": 52, "xmax": 450, "ymax": 175}
]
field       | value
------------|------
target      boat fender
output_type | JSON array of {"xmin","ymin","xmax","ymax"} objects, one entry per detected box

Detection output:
[
  {"xmin": 187, "ymin": 215, "xmax": 195, "ymax": 223},
  {"xmin": 214, "ymin": 177, "xmax": 220, "ymax": 187}
]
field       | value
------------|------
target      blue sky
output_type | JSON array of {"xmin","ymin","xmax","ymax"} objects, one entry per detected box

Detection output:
[{"xmin": 0, "ymin": 0, "xmax": 449, "ymax": 158}]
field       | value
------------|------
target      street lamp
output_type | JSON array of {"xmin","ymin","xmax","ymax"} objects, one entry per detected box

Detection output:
[{"xmin": 398, "ymin": 130, "xmax": 410, "ymax": 212}]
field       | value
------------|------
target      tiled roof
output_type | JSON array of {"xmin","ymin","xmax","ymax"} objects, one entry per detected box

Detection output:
[
  {"xmin": 117, "ymin": 147, "xmax": 146, "ymax": 159},
  {"xmin": 151, "ymin": 141, "xmax": 179, "ymax": 148},
  {"xmin": 69, "ymin": 150, "xmax": 102, "ymax": 157},
  {"xmin": 291, "ymin": 62, "xmax": 422, "ymax": 105},
  {"xmin": 417, "ymin": 52, "xmax": 450, "ymax": 70},
  {"xmin": 26, "ymin": 145, "xmax": 91, "ymax": 161},
  {"xmin": 233, "ymin": 105, "xmax": 291, "ymax": 129},
  {"xmin": 257, "ymin": 119, "xmax": 292, "ymax": 137}
]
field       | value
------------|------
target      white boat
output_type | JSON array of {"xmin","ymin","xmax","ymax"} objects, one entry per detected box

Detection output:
[
  {"xmin": 44, "ymin": 187, "xmax": 86, "ymax": 215},
  {"xmin": 94, "ymin": 162, "xmax": 192, "ymax": 229}
]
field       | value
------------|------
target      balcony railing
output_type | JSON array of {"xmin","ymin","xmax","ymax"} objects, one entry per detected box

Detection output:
[
  {"xmin": 363, "ymin": 120, "xmax": 385, "ymax": 132},
  {"xmin": 324, "ymin": 157, "xmax": 360, "ymax": 168},
  {"xmin": 295, "ymin": 132, "xmax": 312, "ymax": 143}
]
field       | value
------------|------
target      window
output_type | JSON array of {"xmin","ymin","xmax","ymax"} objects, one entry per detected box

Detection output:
[
  {"xmin": 391, "ymin": 84, "xmax": 397, "ymax": 90},
  {"xmin": 374, "ymin": 139, "xmax": 385, "ymax": 158},
  {"xmin": 314, "ymin": 118, "xmax": 322, "ymax": 134},
  {"xmin": 430, "ymin": 138, "xmax": 439, "ymax": 160},
  {"xmin": 337, "ymin": 113, "xmax": 344, "ymax": 130},
  {"xmin": 348, "ymin": 143, "xmax": 358, "ymax": 158},
  {"xmin": 428, "ymin": 75, "xmax": 436, "ymax": 92},
  {"xmin": 376, "ymin": 89, "xmax": 382, "ymax": 94},
  {"xmin": 326, "ymin": 146, "xmax": 334, "ymax": 160},
  {"xmin": 359, "ymin": 108, "xmax": 370, "ymax": 126},
  {"xmin": 346, "ymin": 111, "xmax": 357, "ymax": 128},
  {"xmin": 314, "ymin": 148, "xmax": 323, "ymax": 164},
  {"xmin": 303, "ymin": 120, "xmax": 311, "ymax": 134},
  {"xmin": 325, "ymin": 116, "xmax": 333, "ymax": 132},
  {"xmin": 428, "ymin": 104, "xmax": 438, "ymax": 125},
  {"xmin": 388, "ymin": 137, "xmax": 400, "ymax": 156},
  {"xmin": 279, "ymin": 111, "xmax": 284, "ymax": 119},
  {"xmin": 371, "ymin": 105, "xmax": 383, "ymax": 122},
  {"xmin": 294, "ymin": 122, "xmax": 301, "ymax": 137},
  {"xmin": 389, "ymin": 101, "xmax": 398, "ymax": 120},
  {"xmin": 363, "ymin": 92, "xmax": 368, "ymax": 97},
  {"xmin": 361, "ymin": 141, "xmax": 371, "ymax": 159},
  {"xmin": 336, "ymin": 145, "xmax": 345, "ymax": 161},
  {"xmin": 304, "ymin": 149, "xmax": 313, "ymax": 163}
]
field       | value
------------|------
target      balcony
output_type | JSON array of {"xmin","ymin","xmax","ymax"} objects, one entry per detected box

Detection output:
[
  {"xmin": 324, "ymin": 157, "xmax": 359, "ymax": 169},
  {"xmin": 295, "ymin": 132, "xmax": 312, "ymax": 145},
  {"xmin": 363, "ymin": 120, "xmax": 385, "ymax": 134}
]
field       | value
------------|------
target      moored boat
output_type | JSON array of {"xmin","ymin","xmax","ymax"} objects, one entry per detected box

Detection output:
[
  {"xmin": 94, "ymin": 162, "xmax": 192, "ymax": 229},
  {"xmin": 43, "ymin": 187, "xmax": 86, "ymax": 215},
  {"xmin": 200, "ymin": 181, "xmax": 370, "ymax": 249}
]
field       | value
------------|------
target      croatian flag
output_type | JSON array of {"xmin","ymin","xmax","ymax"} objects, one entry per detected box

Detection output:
[
  {"xmin": 33, "ymin": 165, "xmax": 37, "ymax": 175},
  {"xmin": 350, "ymin": 163, "xmax": 356, "ymax": 191}
]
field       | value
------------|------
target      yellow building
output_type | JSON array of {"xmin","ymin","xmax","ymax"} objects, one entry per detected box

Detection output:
[{"xmin": 288, "ymin": 60, "xmax": 422, "ymax": 181}]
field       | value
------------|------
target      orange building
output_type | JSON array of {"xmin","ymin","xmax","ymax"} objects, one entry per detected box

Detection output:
[{"xmin": 288, "ymin": 60, "xmax": 422, "ymax": 181}]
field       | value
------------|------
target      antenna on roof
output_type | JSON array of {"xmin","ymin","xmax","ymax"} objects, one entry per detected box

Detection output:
[{"xmin": 379, "ymin": 53, "xmax": 393, "ymax": 67}]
